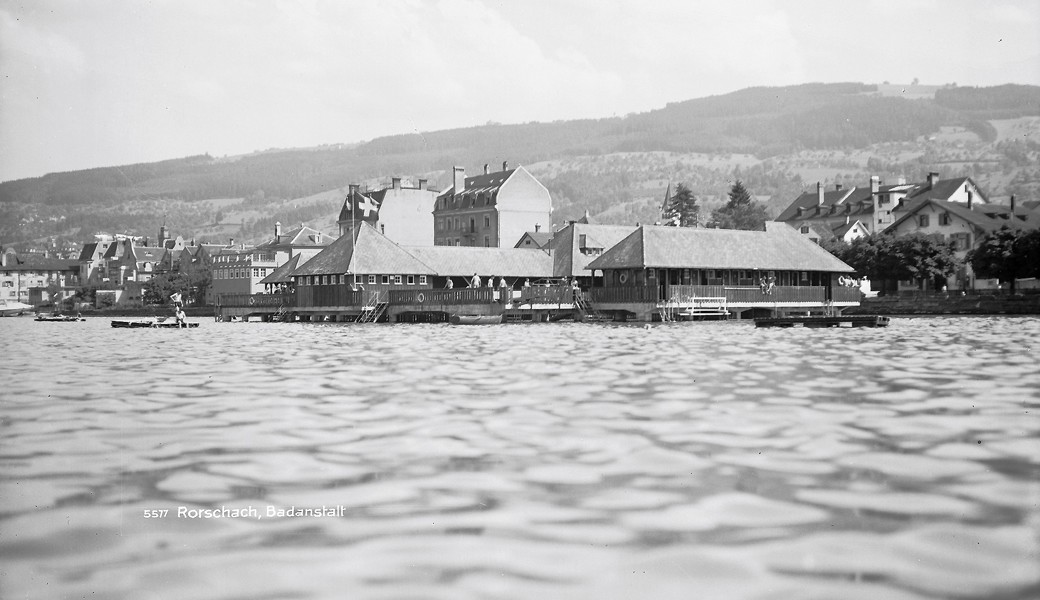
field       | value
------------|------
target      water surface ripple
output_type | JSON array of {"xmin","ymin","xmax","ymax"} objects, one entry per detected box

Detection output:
[{"xmin": 1, "ymin": 316, "xmax": 1038, "ymax": 599}]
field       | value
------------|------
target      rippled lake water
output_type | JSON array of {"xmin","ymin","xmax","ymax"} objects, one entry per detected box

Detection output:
[{"xmin": 1, "ymin": 315, "xmax": 1038, "ymax": 599}]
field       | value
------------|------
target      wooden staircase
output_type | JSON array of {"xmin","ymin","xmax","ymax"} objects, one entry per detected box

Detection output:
[
  {"xmin": 356, "ymin": 302, "xmax": 388, "ymax": 323},
  {"xmin": 574, "ymin": 291, "xmax": 610, "ymax": 323}
]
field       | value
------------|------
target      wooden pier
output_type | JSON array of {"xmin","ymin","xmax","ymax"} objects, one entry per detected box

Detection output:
[{"xmin": 754, "ymin": 315, "xmax": 890, "ymax": 328}]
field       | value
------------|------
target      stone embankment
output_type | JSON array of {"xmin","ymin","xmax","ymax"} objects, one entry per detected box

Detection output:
[{"xmin": 847, "ymin": 292, "xmax": 1040, "ymax": 316}]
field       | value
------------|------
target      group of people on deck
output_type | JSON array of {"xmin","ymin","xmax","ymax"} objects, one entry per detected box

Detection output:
[{"xmin": 759, "ymin": 275, "xmax": 777, "ymax": 295}]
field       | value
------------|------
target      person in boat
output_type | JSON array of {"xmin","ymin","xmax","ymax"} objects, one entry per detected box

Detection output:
[
  {"xmin": 175, "ymin": 305, "xmax": 187, "ymax": 327},
  {"xmin": 470, "ymin": 273, "xmax": 481, "ymax": 288}
]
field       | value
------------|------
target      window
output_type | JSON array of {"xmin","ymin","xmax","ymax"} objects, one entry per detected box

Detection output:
[
  {"xmin": 393, "ymin": 275, "xmax": 402, "ymax": 285},
  {"xmin": 879, "ymin": 195, "xmax": 889, "ymax": 205},
  {"xmin": 484, "ymin": 215, "xmax": 490, "ymax": 228},
  {"xmin": 918, "ymin": 215, "xmax": 930, "ymax": 227},
  {"xmin": 484, "ymin": 236, "xmax": 490, "ymax": 247},
  {"xmin": 939, "ymin": 213, "xmax": 951, "ymax": 225},
  {"xmin": 800, "ymin": 226, "xmax": 810, "ymax": 234},
  {"xmin": 407, "ymin": 275, "xmax": 415, "ymax": 285},
  {"xmin": 648, "ymin": 268, "xmax": 656, "ymax": 279},
  {"xmin": 419, "ymin": 275, "xmax": 427, "ymax": 285},
  {"xmin": 368, "ymin": 275, "xmax": 376, "ymax": 284},
  {"xmin": 470, "ymin": 218, "xmax": 475, "ymax": 232},
  {"xmin": 381, "ymin": 275, "xmax": 390, "ymax": 284}
]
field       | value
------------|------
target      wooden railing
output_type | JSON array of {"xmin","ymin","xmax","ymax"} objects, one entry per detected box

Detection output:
[
  {"xmin": 831, "ymin": 286, "xmax": 863, "ymax": 303},
  {"xmin": 518, "ymin": 285, "xmax": 573, "ymax": 304},
  {"xmin": 217, "ymin": 292, "xmax": 295, "ymax": 308},
  {"xmin": 389, "ymin": 288, "xmax": 496, "ymax": 305},
  {"xmin": 591, "ymin": 285, "xmax": 852, "ymax": 305}
]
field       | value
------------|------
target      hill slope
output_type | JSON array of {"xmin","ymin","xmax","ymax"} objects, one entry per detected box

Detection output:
[{"xmin": 2, "ymin": 82, "xmax": 1039, "ymax": 247}]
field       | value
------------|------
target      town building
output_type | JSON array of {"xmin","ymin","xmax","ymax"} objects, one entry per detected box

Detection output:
[
  {"xmin": 210, "ymin": 223, "xmax": 330, "ymax": 302},
  {"xmin": 776, "ymin": 172, "xmax": 988, "ymax": 237},
  {"xmin": 433, "ymin": 162, "xmax": 552, "ymax": 248},
  {"xmin": 337, "ymin": 179, "xmax": 438, "ymax": 246},
  {"xmin": 1, "ymin": 250, "xmax": 80, "ymax": 306},
  {"xmin": 885, "ymin": 195, "xmax": 1040, "ymax": 290}
]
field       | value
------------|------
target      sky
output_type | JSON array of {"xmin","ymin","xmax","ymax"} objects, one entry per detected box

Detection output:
[{"xmin": 1, "ymin": 0, "xmax": 1038, "ymax": 182}]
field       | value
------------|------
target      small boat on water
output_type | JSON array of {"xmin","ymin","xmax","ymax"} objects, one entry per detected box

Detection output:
[
  {"xmin": 449, "ymin": 314, "xmax": 504, "ymax": 325},
  {"xmin": 755, "ymin": 315, "xmax": 890, "ymax": 328},
  {"xmin": 35, "ymin": 313, "xmax": 85, "ymax": 322},
  {"xmin": 0, "ymin": 299, "xmax": 34, "ymax": 317},
  {"xmin": 111, "ymin": 318, "xmax": 199, "ymax": 329}
]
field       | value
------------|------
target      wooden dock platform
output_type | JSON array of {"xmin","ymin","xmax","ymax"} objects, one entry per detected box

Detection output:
[{"xmin": 755, "ymin": 315, "xmax": 890, "ymax": 328}]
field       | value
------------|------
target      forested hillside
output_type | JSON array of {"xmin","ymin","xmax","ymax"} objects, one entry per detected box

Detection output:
[{"xmin": 2, "ymin": 82, "xmax": 1039, "ymax": 248}]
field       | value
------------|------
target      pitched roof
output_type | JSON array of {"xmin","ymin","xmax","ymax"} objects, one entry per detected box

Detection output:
[
  {"xmin": 553, "ymin": 223, "xmax": 639, "ymax": 277},
  {"xmin": 775, "ymin": 186, "xmax": 862, "ymax": 221},
  {"xmin": 437, "ymin": 168, "xmax": 517, "ymax": 199},
  {"xmin": 405, "ymin": 245, "xmax": 553, "ymax": 278},
  {"xmin": 888, "ymin": 198, "xmax": 1040, "ymax": 233},
  {"xmin": 258, "ymin": 225, "xmax": 331, "ymax": 250},
  {"xmin": 587, "ymin": 223, "xmax": 854, "ymax": 273},
  {"xmin": 132, "ymin": 246, "xmax": 166, "ymax": 262},
  {"xmin": 290, "ymin": 222, "xmax": 434, "ymax": 277},
  {"xmin": 514, "ymin": 231, "xmax": 553, "ymax": 248},
  {"xmin": 831, "ymin": 220, "xmax": 867, "ymax": 238},
  {"xmin": 0, "ymin": 256, "xmax": 80, "ymax": 272},
  {"xmin": 259, "ymin": 253, "xmax": 303, "ymax": 284},
  {"xmin": 904, "ymin": 177, "xmax": 987, "ymax": 203}
]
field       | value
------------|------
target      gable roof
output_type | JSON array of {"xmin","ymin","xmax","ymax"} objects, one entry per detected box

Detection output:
[
  {"xmin": 259, "ymin": 253, "xmax": 303, "ymax": 284},
  {"xmin": 290, "ymin": 222, "xmax": 433, "ymax": 277},
  {"xmin": 587, "ymin": 223, "xmax": 853, "ymax": 273},
  {"xmin": 258, "ymin": 225, "xmax": 331, "ymax": 250},
  {"xmin": 553, "ymin": 223, "xmax": 640, "ymax": 278},
  {"xmin": 132, "ymin": 246, "xmax": 166, "ymax": 263},
  {"xmin": 888, "ymin": 198, "xmax": 1040, "ymax": 234},
  {"xmin": 405, "ymin": 246, "xmax": 553, "ymax": 278},
  {"xmin": 904, "ymin": 176, "xmax": 987, "ymax": 204},
  {"xmin": 514, "ymin": 231, "xmax": 553, "ymax": 249}
]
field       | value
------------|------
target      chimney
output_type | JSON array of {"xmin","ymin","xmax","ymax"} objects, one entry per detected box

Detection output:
[
  {"xmin": 797, "ymin": 207, "xmax": 804, "ymax": 217},
  {"xmin": 845, "ymin": 215, "xmax": 850, "ymax": 225},
  {"xmin": 870, "ymin": 175, "xmax": 880, "ymax": 195},
  {"xmin": 349, "ymin": 183, "xmax": 359, "ymax": 195},
  {"xmin": 535, "ymin": 224, "xmax": 541, "ymax": 232},
  {"xmin": 453, "ymin": 166, "xmax": 465, "ymax": 195},
  {"xmin": 928, "ymin": 172, "xmax": 939, "ymax": 188},
  {"xmin": 1010, "ymin": 195, "xmax": 1016, "ymax": 212},
  {"xmin": 418, "ymin": 179, "xmax": 427, "ymax": 190},
  {"xmin": 275, "ymin": 221, "xmax": 282, "ymax": 237},
  {"xmin": 817, "ymin": 182, "xmax": 824, "ymax": 206},
  {"xmin": 316, "ymin": 232, "xmax": 322, "ymax": 243},
  {"xmin": 391, "ymin": 177, "xmax": 401, "ymax": 190},
  {"xmin": 483, "ymin": 163, "xmax": 490, "ymax": 175},
  {"xmin": 229, "ymin": 238, "xmax": 235, "ymax": 247},
  {"xmin": 502, "ymin": 161, "xmax": 508, "ymax": 171},
  {"xmin": 835, "ymin": 183, "xmax": 843, "ymax": 191}
]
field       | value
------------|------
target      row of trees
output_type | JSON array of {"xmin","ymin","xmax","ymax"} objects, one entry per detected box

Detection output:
[
  {"xmin": 661, "ymin": 180, "xmax": 770, "ymax": 230},
  {"xmin": 824, "ymin": 234, "xmax": 959, "ymax": 292},
  {"xmin": 824, "ymin": 226, "xmax": 1040, "ymax": 293}
]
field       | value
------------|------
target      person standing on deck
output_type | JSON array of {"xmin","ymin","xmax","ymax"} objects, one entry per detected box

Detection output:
[
  {"xmin": 446, "ymin": 278, "xmax": 454, "ymax": 289},
  {"xmin": 470, "ymin": 273, "xmax": 481, "ymax": 288}
]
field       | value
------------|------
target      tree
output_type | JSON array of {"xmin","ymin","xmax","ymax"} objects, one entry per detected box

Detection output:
[
  {"xmin": 968, "ymin": 226, "xmax": 1040, "ymax": 293},
  {"xmin": 661, "ymin": 183, "xmax": 700, "ymax": 227},
  {"xmin": 824, "ymin": 233, "xmax": 959, "ymax": 293},
  {"xmin": 708, "ymin": 180, "xmax": 771, "ymax": 230}
]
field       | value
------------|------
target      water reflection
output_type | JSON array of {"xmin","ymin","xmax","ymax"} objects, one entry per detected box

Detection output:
[{"xmin": 1, "ymin": 316, "xmax": 1038, "ymax": 599}]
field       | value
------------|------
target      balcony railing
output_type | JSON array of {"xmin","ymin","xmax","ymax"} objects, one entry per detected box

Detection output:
[{"xmin": 217, "ymin": 292, "xmax": 295, "ymax": 308}]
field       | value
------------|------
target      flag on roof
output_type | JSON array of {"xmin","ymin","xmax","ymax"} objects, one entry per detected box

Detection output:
[{"xmin": 344, "ymin": 189, "xmax": 381, "ymax": 224}]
